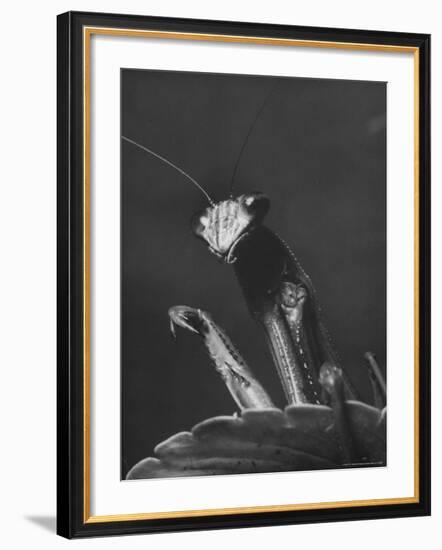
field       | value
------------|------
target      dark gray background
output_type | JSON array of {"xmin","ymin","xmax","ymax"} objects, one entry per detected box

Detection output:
[{"xmin": 121, "ymin": 69, "xmax": 386, "ymax": 479}]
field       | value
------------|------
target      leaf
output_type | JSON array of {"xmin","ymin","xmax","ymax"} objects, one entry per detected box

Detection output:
[{"xmin": 126, "ymin": 402, "xmax": 386, "ymax": 480}]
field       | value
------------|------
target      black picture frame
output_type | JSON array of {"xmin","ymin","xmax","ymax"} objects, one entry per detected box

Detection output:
[{"xmin": 57, "ymin": 10, "xmax": 431, "ymax": 539}]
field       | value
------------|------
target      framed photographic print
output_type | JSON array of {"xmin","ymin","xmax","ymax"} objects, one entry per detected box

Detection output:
[{"xmin": 57, "ymin": 11, "xmax": 431, "ymax": 538}]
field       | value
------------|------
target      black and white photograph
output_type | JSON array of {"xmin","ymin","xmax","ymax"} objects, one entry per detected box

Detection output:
[
  {"xmin": 0, "ymin": 0, "xmax": 436, "ymax": 545},
  {"xmin": 121, "ymin": 69, "xmax": 387, "ymax": 481}
]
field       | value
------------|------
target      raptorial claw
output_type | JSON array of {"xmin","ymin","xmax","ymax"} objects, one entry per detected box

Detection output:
[
  {"xmin": 168, "ymin": 305, "xmax": 274, "ymax": 410},
  {"xmin": 266, "ymin": 281, "xmax": 322, "ymax": 405},
  {"xmin": 168, "ymin": 306, "xmax": 202, "ymax": 336},
  {"xmin": 169, "ymin": 317, "xmax": 176, "ymax": 339}
]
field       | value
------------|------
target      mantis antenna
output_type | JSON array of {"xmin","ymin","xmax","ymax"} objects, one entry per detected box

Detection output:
[
  {"xmin": 229, "ymin": 83, "xmax": 280, "ymax": 196},
  {"xmin": 122, "ymin": 135, "xmax": 215, "ymax": 206}
]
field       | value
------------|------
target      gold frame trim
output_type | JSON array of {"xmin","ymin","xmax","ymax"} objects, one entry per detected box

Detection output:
[{"xmin": 82, "ymin": 27, "xmax": 420, "ymax": 524}]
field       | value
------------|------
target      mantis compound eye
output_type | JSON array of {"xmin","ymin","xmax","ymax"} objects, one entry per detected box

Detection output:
[
  {"xmin": 190, "ymin": 208, "xmax": 209, "ymax": 238},
  {"xmin": 241, "ymin": 192, "xmax": 270, "ymax": 221}
]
